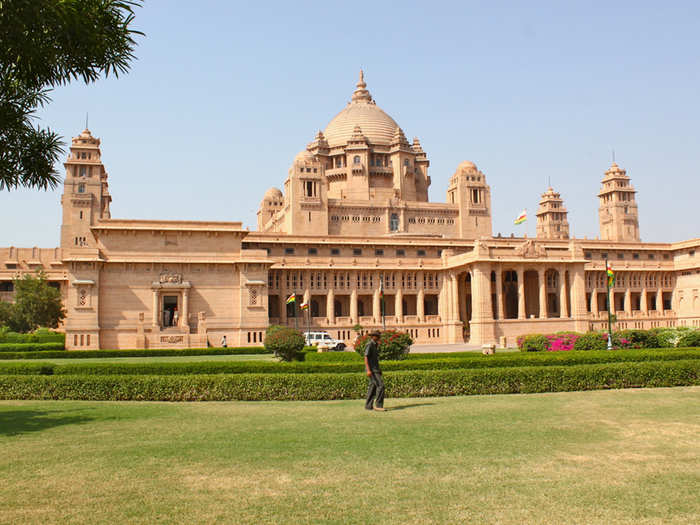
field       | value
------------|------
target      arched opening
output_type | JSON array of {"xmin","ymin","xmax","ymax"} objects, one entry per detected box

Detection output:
[
  {"xmin": 524, "ymin": 270, "xmax": 539, "ymax": 318},
  {"xmin": 503, "ymin": 270, "xmax": 518, "ymax": 319},
  {"xmin": 546, "ymin": 269, "xmax": 560, "ymax": 317}
]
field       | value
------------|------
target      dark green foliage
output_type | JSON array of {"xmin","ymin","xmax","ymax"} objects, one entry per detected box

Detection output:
[
  {"xmin": 353, "ymin": 330, "xmax": 413, "ymax": 360},
  {"xmin": 0, "ymin": 328, "xmax": 64, "ymax": 344},
  {"xmin": 0, "ymin": 272, "xmax": 65, "ymax": 332},
  {"xmin": 0, "ymin": 360, "xmax": 697, "ymax": 401},
  {"xmin": 573, "ymin": 332, "xmax": 608, "ymax": 351},
  {"xmin": 0, "ymin": 0, "xmax": 142, "ymax": 190},
  {"xmin": 264, "ymin": 325, "xmax": 305, "ymax": 361},
  {"xmin": 1, "ymin": 348, "xmax": 697, "ymax": 376},
  {"xmin": 519, "ymin": 334, "xmax": 549, "ymax": 352},
  {"xmin": 0, "ymin": 346, "xmax": 271, "ymax": 360},
  {"xmin": 678, "ymin": 330, "xmax": 700, "ymax": 348},
  {"xmin": 0, "ymin": 342, "xmax": 65, "ymax": 352}
]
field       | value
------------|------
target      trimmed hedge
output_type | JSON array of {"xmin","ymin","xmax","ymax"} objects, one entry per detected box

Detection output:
[
  {"xmin": 0, "ymin": 329, "xmax": 64, "ymax": 344},
  {"xmin": 0, "ymin": 346, "xmax": 272, "ymax": 360},
  {"xmin": 1, "ymin": 348, "xmax": 698, "ymax": 376},
  {"xmin": 0, "ymin": 342, "xmax": 65, "ymax": 353},
  {"xmin": 0, "ymin": 360, "xmax": 697, "ymax": 401}
]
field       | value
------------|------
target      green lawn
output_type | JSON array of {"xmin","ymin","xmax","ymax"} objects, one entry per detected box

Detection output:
[{"xmin": 1, "ymin": 387, "xmax": 698, "ymax": 524}]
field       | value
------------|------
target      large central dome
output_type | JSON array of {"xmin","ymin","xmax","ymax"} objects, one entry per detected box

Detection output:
[{"xmin": 323, "ymin": 71, "xmax": 399, "ymax": 147}]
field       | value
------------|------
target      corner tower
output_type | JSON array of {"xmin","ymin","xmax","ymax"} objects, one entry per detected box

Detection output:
[
  {"xmin": 598, "ymin": 162, "xmax": 640, "ymax": 241},
  {"xmin": 536, "ymin": 187, "xmax": 569, "ymax": 239},
  {"xmin": 446, "ymin": 161, "xmax": 492, "ymax": 239},
  {"xmin": 60, "ymin": 129, "xmax": 112, "ymax": 250}
]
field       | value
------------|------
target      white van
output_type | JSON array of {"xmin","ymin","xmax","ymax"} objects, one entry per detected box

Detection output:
[{"xmin": 303, "ymin": 331, "xmax": 346, "ymax": 351}]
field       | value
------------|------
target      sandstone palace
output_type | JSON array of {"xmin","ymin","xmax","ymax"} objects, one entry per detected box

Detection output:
[{"xmin": 2, "ymin": 72, "xmax": 699, "ymax": 349}]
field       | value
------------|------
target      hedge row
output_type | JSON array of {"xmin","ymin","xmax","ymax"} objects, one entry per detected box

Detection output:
[
  {"xmin": 0, "ymin": 346, "xmax": 273, "ymax": 360},
  {"xmin": 2, "ymin": 348, "xmax": 698, "ymax": 376},
  {"xmin": 0, "ymin": 329, "xmax": 65, "ymax": 344},
  {"xmin": 0, "ymin": 360, "xmax": 697, "ymax": 401},
  {"xmin": 0, "ymin": 342, "xmax": 65, "ymax": 353}
]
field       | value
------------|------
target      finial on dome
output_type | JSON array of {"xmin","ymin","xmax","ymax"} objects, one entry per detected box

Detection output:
[{"xmin": 351, "ymin": 70, "xmax": 372, "ymax": 103}]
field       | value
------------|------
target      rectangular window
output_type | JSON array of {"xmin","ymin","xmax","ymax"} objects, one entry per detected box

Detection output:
[
  {"xmin": 617, "ymin": 253, "xmax": 624, "ymax": 259},
  {"xmin": 584, "ymin": 252, "xmax": 592, "ymax": 259},
  {"xmin": 396, "ymin": 249, "xmax": 405, "ymax": 256},
  {"xmin": 663, "ymin": 254, "xmax": 669, "ymax": 260},
  {"xmin": 352, "ymin": 248, "xmax": 362, "ymax": 256},
  {"xmin": 308, "ymin": 248, "xmax": 317, "ymax": 255},
  {"xmin": 648, "ymin": 254, "xmax": 655, "ymax": 260},
  {"xmin": 633, "ymin": 253, "xmax": 640, "ymax": 260},
  {"xmin": 331, "ymin": 248, "xmax": 340, "ymax": 256},
  {"xmin": 601, "ymin": 253, "xmax": 608, "ymax": 259},
  {"xmin": 284, "ymin": 248, "xmax": 295, "ymax": 255},
  {"xmin": 417, "ymin": 249, "xmax": 426, "ymax": 257},
  {"xmin": 375, "ymin": 249, "xmax": 384, "ymax": 256}
]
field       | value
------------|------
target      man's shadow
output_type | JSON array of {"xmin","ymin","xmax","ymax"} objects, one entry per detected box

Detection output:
[{"xmin": 388, "ymin": 402, "xmax": 435, "ymax": 411}]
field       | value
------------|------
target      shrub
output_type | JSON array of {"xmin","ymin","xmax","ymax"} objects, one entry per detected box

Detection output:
[
  {"xmin": 0, "ymin": 342, "xmax": 65, "ymax": 352},
  {"xmin": 0, "ymin": 347, "xmax": 271, "ymax": 360},
  {"xmin": 518, "ymin": 334, "xmax": 549, "ymax": 352},
  {"xmin": 545, "ymin": 333, "xmax": 580, "ymax": 352},
  {"xmin": 264, "ymin": 325, "xmax": 305, "ymax": 361},
  {"xmin": 0, "ymin": 329, "xmax": 65, "ymax": 344},
  {"xmin": 678, "ymin": 329, "xmax": 700, "ymax": 348},
  {"xmin": 573, "ymin": 332, "xmax": 608, "ymax": 351},
  {"xmin": 0, "ymin": 360, "xmax": 697, "ymax": 401},
  {"xmin": 353, "ymin": 330, "xmax": 413, "ymax": 360}
]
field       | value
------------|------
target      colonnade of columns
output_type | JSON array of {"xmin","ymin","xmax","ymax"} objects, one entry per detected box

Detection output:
[{"xmin": 589, "ymin": 278, "xmax": 667, "ymax": 315}]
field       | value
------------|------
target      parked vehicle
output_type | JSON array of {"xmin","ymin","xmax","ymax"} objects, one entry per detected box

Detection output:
[{"xmin": 303, "ymin": 331, "xmax": 346, "ymax": 351}]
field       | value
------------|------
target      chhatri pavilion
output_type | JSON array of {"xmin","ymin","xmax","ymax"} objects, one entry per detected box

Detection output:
[{"xmin": 1, "ymin": 72, "xmax": 698, "ymax": 349}]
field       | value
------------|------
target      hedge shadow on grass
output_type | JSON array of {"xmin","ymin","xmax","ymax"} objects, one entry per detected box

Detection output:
[{"xmin": 0, "ymin": 409, "xmax": 96, "ymax": 436}]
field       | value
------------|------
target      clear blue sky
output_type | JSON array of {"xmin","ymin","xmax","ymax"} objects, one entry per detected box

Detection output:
[{"xmin": 2, "ymin": 0, "xmax": 699, "ymax": 246}]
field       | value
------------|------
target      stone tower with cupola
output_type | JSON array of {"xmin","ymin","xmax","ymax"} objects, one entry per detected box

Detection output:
[
  {"xmin": 60, "ymin": 129, "xmax": 112, "ymax": 250},
  {"xmin": 446, "ymin": 161, "xmax": 493, "ymax": 239},
  {"xmin": 598, "ymin": 162, "xmax": 640, "ymax": 241},
  {"xmin": 536, "ymin": 187, "xmax": 569, "ymax": 239}
]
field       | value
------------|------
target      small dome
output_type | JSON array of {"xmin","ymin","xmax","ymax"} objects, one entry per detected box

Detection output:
[
  {"xmin": 264, "ymin": 187, "xmax": 283, "ymax": 200},
  {"xmin": 294, "ymin": 150, "xmax": 315, "ymax": 163},
  {"xmin": 458, "ymin": 161, "xmax": 477, "ymax": 172}
]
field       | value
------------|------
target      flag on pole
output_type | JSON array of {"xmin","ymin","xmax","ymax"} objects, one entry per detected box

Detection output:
[
  {"xmin": 300, "ymin": 301, "xmax": 309, "ymax": 311},
  {"xmin": 286, "ymin": 294, "xmax": 296, "ymax": 304},
  {"xmin": 606, "ymin": 264, "xmax": 615, "ymax": 287},
  {"xmin": 514, "ymin": 209, "xmax": 527, "ymax": 225},
  {"xmin": 379, "ymin": 275, "xmax": 384, "ymax": 299}
]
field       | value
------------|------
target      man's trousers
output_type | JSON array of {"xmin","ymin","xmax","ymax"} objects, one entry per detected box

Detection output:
[{"xmin": 365, "ymin": 371, "xmax": 385, "ymax": 409}]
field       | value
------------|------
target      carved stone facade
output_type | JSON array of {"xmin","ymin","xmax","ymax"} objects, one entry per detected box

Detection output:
[{"xmin": 1, "ymin": 75, "xmax": 698, "ymax": 349}]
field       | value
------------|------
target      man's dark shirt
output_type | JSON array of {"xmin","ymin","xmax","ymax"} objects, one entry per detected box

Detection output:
[{"xmin": 364, "ymin": 339, "xmax": 380, "ymax": 372}]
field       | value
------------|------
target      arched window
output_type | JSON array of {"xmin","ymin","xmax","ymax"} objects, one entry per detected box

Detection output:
[
  {"xmin": 353, "ymin": 155, "xmax": 361, "ymax": 165},
  {"xmin": 78, "ymin": 183, "xmax": 86, "ymax": 193}
]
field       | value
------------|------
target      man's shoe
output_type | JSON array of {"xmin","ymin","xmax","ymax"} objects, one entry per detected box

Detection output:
[
  {"xmin": 365, "ymin": 407, "xmax": 374, "ymax": 411},
  {"xmin": 373, "ymin": 407, "xmax": 386, "ymax": 412}
]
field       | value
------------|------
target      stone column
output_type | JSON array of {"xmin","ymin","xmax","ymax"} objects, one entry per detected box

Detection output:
[
  {"xmin": 656, "ymin": 287, "xmax": 663, "ymax": 311},
  {"xmin": 470, "ymin": 263, "xmax": 495, "ymax": 345},
  {"xmin": 451, "ymin": 273, "xmax": 459, "ymax": 322},
  {"xmin": 373, "ymin": 285, "xmax": 381, "ymax": 324},
  {"xmin": 152, "ymin": 290, "xmax": 159, "ymax": 327},
  {"xmin": 350, "ymin": 271, "xmax": 358, "ymax": 324},
  {"xmin": 538, "ymin": 268, "xmax": 547, "ymax": 319},
  {"xmin": 279, "ymin": 271, "xmax": 287, "ymax": 325},
  {"xmin": 559, "ymin": 267, "xmax": 569, "ymax": 318},
  {"xmin": 395, "ymin": 286, "xmax": 403, "ymax": 323},
  {"xmin": 327, "ymin": 287, "xmax": 335, "ymax": 325},
  {"xmin": 624, "ymin": 287, "xmax": 632, "ymax": 315},
  {"xmin": 591, "ymin": 288, "xmax": 599, "ymax": 315},
  {"xmin": 417, "ymin": 271, "xmax": 425, "ymax": 322},
  {"xmin": 182, "ymin": 290, "xmax": 189, "ymax": 329},
  {"xmin": 571, "ymin": 267, "xmax": 588, "ymax": 331},
  {"xmin": 517, "ymin": 265, "xmax": 526, "ymax": 320},
  {"xmin": 641, "ymin": 284, "xmax": 648, "ymax": 314},
  {"xmin": 496, "ymin": 267, "xmax": 504, "ymax": 320}
]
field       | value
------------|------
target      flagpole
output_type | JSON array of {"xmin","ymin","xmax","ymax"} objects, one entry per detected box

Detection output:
[
  {"xmin": 605, "ymin": 259, "xmax": 613, "ymax": 350},
  {"xmin": 293, "ymin": 293, "xmax": 298, "ymax": 330}
]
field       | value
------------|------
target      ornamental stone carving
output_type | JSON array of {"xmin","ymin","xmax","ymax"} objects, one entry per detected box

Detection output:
[
  {"xmin": 515, "ymin": 239, "xmax": 545, "ymax": 258},
  {"xmin": 159, "ymin": 271, "xmax": 183, "ymax": 284}
]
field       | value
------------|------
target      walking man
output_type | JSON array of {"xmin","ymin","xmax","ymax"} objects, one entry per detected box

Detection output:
[{"xmin": 364, "ymin": 331, "xmax": 386, "ymax": 411}]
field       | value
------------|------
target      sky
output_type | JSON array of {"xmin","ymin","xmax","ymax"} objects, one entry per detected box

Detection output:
[{"xmin": 2, "ymin": 0, "xmax": 699, "ymax": 247}]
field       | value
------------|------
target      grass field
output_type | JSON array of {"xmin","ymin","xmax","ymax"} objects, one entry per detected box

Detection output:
[{"xmin": 1, "ymin": 387, "xmax": 698, "ymax": 524}]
